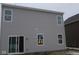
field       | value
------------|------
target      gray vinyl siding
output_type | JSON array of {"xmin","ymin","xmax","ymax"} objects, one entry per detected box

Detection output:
[
  {"xmin": 1, "ymin": 6, "xmax": 66, "ymax": 54},
  {"xmin": 0, "ymin": 4, "xmax": 2, "ymax": 54}
]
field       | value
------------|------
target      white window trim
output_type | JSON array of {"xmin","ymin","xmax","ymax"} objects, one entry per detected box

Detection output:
[
  {"xmin": 36, "ymin": 33, "xmax": 44, "ymax": 46},
  {"xmin": 3, "ymin": 8, "xmax": 13, "ymax": 22},
  {"xmin": 57, "ymin": 34, "xmax": 64, "ymax": 45},
  {"xmin": 56, "ymin": 15, "xmax": 63, "ymax": 25}
]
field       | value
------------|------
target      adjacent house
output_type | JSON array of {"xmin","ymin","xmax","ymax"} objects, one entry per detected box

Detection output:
[
  {"xmin": 0, "ymin": 3, "xmax": 66, "ymax": 54},
  {"xmin": 65, "ymin": 14, "xmax": 79, "ymax": 48}
]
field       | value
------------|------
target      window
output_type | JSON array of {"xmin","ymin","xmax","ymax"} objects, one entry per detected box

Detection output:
[
  {"xmin": 57, "ymin": 15, "xmax": 63, "ymax": 24},
  {"xmin": 58, "ymin": 35, "xmax": 62, "ymax": 44},
  {"xmin": 9, "ymin": 36, "xmax": 24, "ymax": 53},
  {"xmin": 37, "ymin": 33, "xmax": 44, "ymax": 45},
  {"xmin": 3, "ymin": 9, "xmax": 13, "ymax": 21}
]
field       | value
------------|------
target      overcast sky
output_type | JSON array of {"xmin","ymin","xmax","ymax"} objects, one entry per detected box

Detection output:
[{"xmin": 14, "ymin": 3, "xmax": 79, "ymax": 21}]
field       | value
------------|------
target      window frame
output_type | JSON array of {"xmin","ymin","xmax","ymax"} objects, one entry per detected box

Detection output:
[
  {"xmin": 58, "ymin": 34, "xmax": 63, "ymax": 44},
  {"xmin": 37, "ymin": 33, "xmax": 44, "ymax": 46},
  {"xmin": 8, "ymin": 35, "xmax": 25, "ymax": 53},
  {"xmin": 57, "ymin": 15, "xmax": 63, "ymax": 24},
  {"xmin": 3, "ymin": 8, "xmax": 13, "ymax": 22},
  {"xmin": 8, "ymin": 35, "xmax": 17, "ymax": 53}
]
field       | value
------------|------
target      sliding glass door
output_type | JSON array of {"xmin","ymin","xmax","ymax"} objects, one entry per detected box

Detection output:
[{"xmin": 9, "ymin": 36, "xmax": 24, "ymax": 53}]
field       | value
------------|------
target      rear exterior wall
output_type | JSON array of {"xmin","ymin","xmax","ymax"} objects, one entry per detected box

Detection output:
[{"xmin": 0, "ymin": 6, "xmax": 66, "ymax": 54}]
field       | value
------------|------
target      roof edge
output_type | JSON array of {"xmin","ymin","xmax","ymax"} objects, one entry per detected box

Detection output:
[{"xmin": 1, "ymin": 3, "xmax": 64, "ymax": 14}]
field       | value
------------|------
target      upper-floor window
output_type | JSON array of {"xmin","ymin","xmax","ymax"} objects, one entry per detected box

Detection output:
[
  {"xmin": 57, "ymin": 15, "xmax": 63, "ymax": 24},
  {"xmin": 3, "ymin": 9, "xmax": 13, "ymax": 22}
]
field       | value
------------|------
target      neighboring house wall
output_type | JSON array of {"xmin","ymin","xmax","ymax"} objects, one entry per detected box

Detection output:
[
  {"xmin": 65, "ymin": 21, "xmax": 79, "ymax": 48},
  {"xmin": 1, "ymin": 5, "xmax": 66, "ymax": 54}
]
